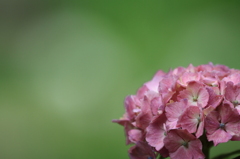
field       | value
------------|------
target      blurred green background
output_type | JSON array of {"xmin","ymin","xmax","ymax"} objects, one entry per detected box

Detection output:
[{"xmin": 1, "ymin": 1, "xmax": 240, "ymax": 159}]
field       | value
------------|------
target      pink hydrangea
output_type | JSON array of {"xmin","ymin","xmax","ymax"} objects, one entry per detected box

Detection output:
[
  {"xmin": 113, "ymin": 63, "xmax": 240, "ymax": 159},
  {"xmin": 164, "ymin": 129, "xmax": 205, "ymax": 159},
  {"xmin": 205, "ymin": 102, "xmax": 240, "ymax": 146}
]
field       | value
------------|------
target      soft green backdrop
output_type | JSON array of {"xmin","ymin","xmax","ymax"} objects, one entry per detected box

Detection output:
[{"xmin": 1, "ymin": 1, "xmax": 240, "ymax": 159}]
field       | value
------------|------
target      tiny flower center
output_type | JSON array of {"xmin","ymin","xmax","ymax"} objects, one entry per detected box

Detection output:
[
  {"xmin": 193, "ymin": 96, "xmax": 198, "ymax": 102},
  {"xmin": 197, "ymin": 116, "xmax": 201, "ymax": 123},
  {"xmin": 232, "ymin": 100, "xmax": 239, "ymax": 106},
  {"xmin": 181, "ymin": 141, "xmax": 189, "ymax": 148},
  {"xmin": 164, "ymin": 132, "xmax": 167, "ymax": 136},
  {"xmin": 219, "ymin": 123, "xmax": 225, "ymax": 129}
]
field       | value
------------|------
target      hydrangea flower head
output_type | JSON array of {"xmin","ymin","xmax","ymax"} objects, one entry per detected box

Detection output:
[{"xmin": 113, "ymin": 63, "xmax": 240, "ymax": 159}]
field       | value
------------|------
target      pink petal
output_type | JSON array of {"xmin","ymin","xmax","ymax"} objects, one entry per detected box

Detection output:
[
  {"xmin": 158, "ymin": 146, "xmax": 169, "ymax": 158},
  {"xmin": 187, "ymin": 81, "xmax": 203, "ymax": 97},
  {"xmin": 170, "ymin": 146, "xmax": 191, "ymax": 159},
  {"xmin": 136, "ymin": 85, "xmax": 149, "ymax": 99},
  {"xmin": 222, "ymin": 74, "xmax": 240, "ymax": 96},
  {"xmin": 143, "ymin": 90, "xmax": 159, "ymax": 104},
  {"xmin": 175, "ymin": 128, "xmax": 196, "ymax": 141},
  {"xmin": 236, "ymin": 105, "xmax": 240, "ymax": 114},
  {"xmin": 236, "ymin": 93, "xmax": 240, "ymax": 105},
  {"xmin": 150, "ymin": 96, "xmax": 164, "ymax": 116},
  {"xmin": 164, "ymin": 130, "xmax": 184, "ymax": 152},
  {"xmin": 225, "ymin": 121, "xmax": 240, "ymax": 136},
  {"xmin": 125, "ymin": 95, "xmax": 141, "ymax": 121},
  {"xmin": 213, "ymin": 64, "xmax": 231, "ymax": 78},
  {"xmin": 128, "ymin": 129, "xmax": 143, "ymax": 143},
  {"xmin": 146, "ymin": 114, "xmax": 167, "ymax": 151},
  {"xmin": 165, "ymin": 99, "xmax": 188, "ymax": 121},
  {"xmin": 201, "ymin": 76, "xmax": 219, "ymax": 87},
  {"xmin": 172, "ymin": 66, "xmax": 186, "ymax": 76},
  {"xmin": 135, "ymin": 109, "xmax": 152, "ymax": 130},
  {"xmin": 205, "ymin": 110, "xmax": 220, "ymax": 135},
  {"xmin": 196, "ymin": 63, "xmax": 214, "ymax": 72},
  {"xmin": 124, "ymin": 96, "xmax": 135, "ymax": 121},
  {"xmin": 178, "ymin": 72, "xmax": 201, "ymax": 87},
  {"xmin": 196, "ymin": 118, "xmax": 204, "ymax": 138},
  {"xmin": 224, "ymin": 82, "xmax": 237, "ymax": 102},
  {"xmin": 165, "ymin": 99, "xmax": 188, "ymax": 129},
  {"xmin": 128, "ymin": 141, "xmax": 156, "ymax": 159},
  {"xmin": 186, "ymin": 63, "xmax": 196, "ymax": 72},
  {"xmin": 177, "ymin": 106, "xmax": 200, "ymax": 134},
  {"xmin": 222, "ymin": 73, "xmax": 240, "ymax": 85},
  {"xmin": 145, "ymin": 70, "xmax": 165, "ymax": 92},
  {"xmin": 203, "ymin": 105, "xmax": 216, "ymax": 116},
  {"xmin": 158, "ymin": 75, "xmax": 177, "ymax": 102},
  {"xmin": 187, "ymin": 140, "xmax": 205, "ymax": 159},
  {"xmin": 207, "ymin": 129, "xmax": 232, "ymax": 146},
  {"xmin": 196, "ymin": 87, "xmax": 209, "ymax": 108},
  {"xmin": 231, "ymin": 135, "xmax": 240, "ymax": 141},
  {"xmin": 219, "ymin": 102, "xmax": 240, "ymax": 124},
  {"xmin": 136, "ymin": 96, "xmax": 153, "ymax": 129},
  {"xmin": 206, "ymin": 87, "xmax": 223, "ymax": 109},
  {"xmin": 220, "ymin": 80, "xmax": 227, "ymax": 96}
]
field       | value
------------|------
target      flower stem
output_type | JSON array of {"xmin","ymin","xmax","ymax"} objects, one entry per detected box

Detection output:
[{"xmin": 200, "ymin": 133, "xmax": 213, "ymax": 159}]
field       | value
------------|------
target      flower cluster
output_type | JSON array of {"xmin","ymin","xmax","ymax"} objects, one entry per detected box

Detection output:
[{"xmin": 113, "ymin": 63, "xmax": 240, "ymax": 159}]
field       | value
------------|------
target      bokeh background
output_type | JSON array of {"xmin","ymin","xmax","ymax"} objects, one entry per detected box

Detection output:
[{"xmin": 1, "ymin": 1, "xmax": 240, "ymax": 159}]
